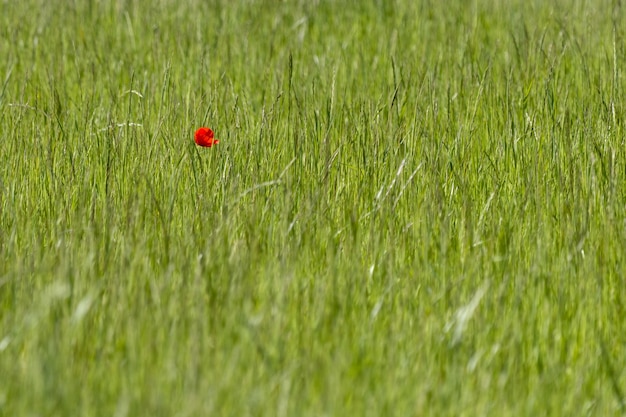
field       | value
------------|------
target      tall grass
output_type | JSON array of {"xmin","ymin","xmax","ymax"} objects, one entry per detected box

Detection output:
[{"xmin": 1, "ymin": 0, "xmax": 625, "ymax": 415}]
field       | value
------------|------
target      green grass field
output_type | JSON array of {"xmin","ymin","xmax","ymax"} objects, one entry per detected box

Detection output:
[{"xmin": 1, "ymin": 0, "xmax": 626, "ymax": 415}]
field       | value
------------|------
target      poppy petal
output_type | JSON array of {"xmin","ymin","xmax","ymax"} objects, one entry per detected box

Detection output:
[{"xmin": 195, "ymin": 127, "xmax": 219, "ymax": 147}]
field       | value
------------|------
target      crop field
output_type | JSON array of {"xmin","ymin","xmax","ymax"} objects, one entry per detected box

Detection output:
[{"xmin": 1, "ymin": 0, "xmax": 626, "ymax": 415}]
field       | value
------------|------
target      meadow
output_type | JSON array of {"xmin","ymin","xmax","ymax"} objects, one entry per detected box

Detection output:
[{"xmin": 1, "ymin": 0, "xmax": 626, "ymax": 415}]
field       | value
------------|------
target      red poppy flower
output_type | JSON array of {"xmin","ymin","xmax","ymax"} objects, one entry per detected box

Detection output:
[{"xmin": 194, "ymin": 127, "xmax": 219, "ymax": 147}]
